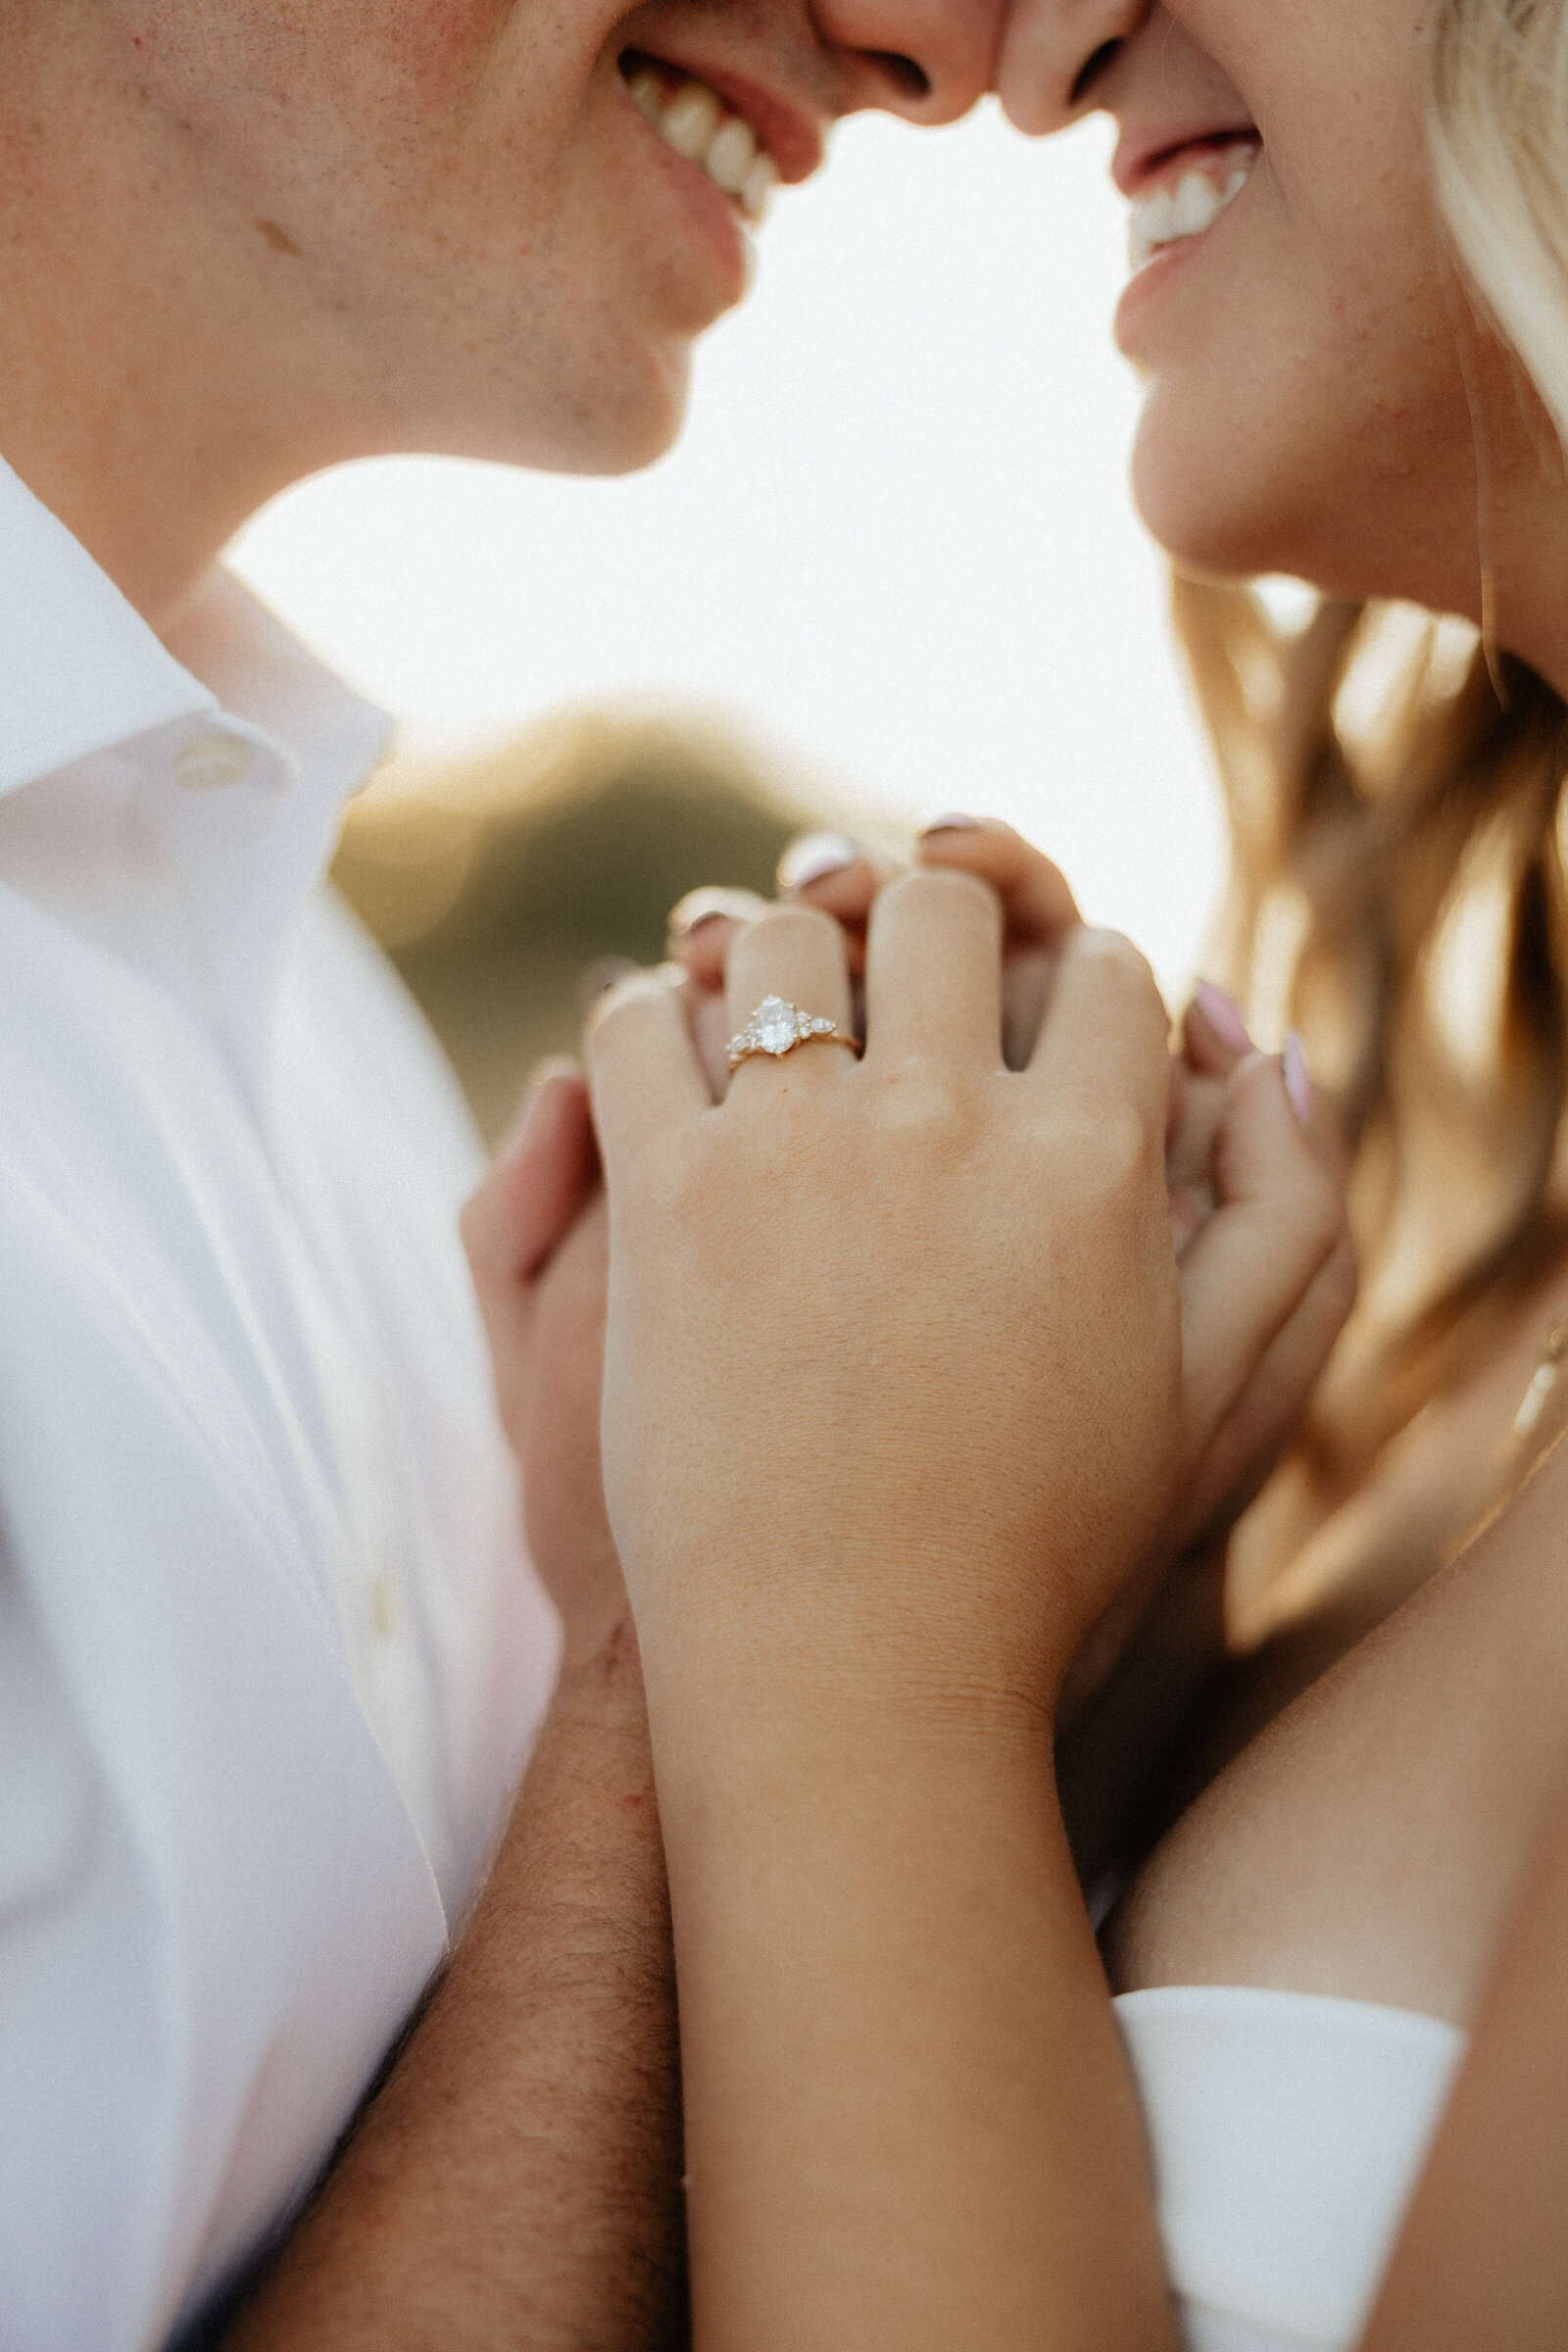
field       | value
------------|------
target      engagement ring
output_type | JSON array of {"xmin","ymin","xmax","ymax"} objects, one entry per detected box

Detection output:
[{"xmin": 725, "ymin": 995, "xmax": 858, "ymax": 1073}]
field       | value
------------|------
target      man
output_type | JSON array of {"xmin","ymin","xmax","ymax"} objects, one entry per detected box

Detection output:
[{"xmin": 0, "ymin": 3, "xmax": 1002, "ymax": 2343}]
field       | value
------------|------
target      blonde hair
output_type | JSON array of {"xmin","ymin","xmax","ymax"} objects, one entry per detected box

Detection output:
[
  {"xmin": 1176, "ymin": 0, "xmax": 1568, "ymax": 1481},
  {"xmin": 1432, "ymin": 0, "xmax": 1568, "ymax": 447}
]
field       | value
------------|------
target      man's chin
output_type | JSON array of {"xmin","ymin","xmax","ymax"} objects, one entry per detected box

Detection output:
[{"xmin": 431, "ymin": 339, "xmax": 695, "ymax": 481}]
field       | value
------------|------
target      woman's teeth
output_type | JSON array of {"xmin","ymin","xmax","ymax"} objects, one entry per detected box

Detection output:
[
  {"xmin": 625, "ymin": 64, "xmax": 781, "ymax": 225},
  {"xmin": 1128, "ymin": 149, "xmax": 1256, "ymax": 270}
]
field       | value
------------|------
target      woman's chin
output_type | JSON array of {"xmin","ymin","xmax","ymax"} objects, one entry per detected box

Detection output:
[{"xmin": 1129, "ymin": 422, "xmax": 1314, "ymax": 594}]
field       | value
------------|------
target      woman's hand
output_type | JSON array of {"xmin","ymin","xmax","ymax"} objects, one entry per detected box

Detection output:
[
  {"xmin": 672, "ymin": 822, "xmax": 1357, "ymax": 1723},
  {"xmin": 591, "ymin": 877, "xmax": 1185, "ymax": 1730},
  {"xmin": 591, "ymin": 881, "xmax": 1187, "ymax": 2352},
  {"xmin": 462, "ymin": 1063, "xmax": 629, "ymax": 1675}
]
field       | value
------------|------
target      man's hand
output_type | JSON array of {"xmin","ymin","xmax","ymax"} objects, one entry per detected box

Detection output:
[
  {"xmin": 462, "ymin": 1062, "xmax": 627, "ymax": 1673},
  {"xmin": 219, "ymin": 1072, "xmax": 687, "ymax": 2350}
]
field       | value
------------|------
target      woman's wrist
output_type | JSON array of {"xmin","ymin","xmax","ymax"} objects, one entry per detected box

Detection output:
[
  {"xmin": 628, "ymin": 1561, "xmax": 1082, "ymax": 1793},
  {"xmin": 642, "ymin": 1643, "xmax": 1059, "ymax": 1863}
]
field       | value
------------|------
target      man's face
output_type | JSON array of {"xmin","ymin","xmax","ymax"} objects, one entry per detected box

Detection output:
[{"xmin": 100, "ymin": 0, "xmax": 1001, "ymax": 478}]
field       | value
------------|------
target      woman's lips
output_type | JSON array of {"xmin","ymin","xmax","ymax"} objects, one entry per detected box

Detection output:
[{"xmin": 1124, "ymin": 138, "xmax": 1261, "ymax": 272}]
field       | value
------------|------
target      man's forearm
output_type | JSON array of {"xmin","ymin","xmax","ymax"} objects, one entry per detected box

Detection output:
[{"xmin": 226, "ymin": 1622, "xmax": 686, "ymax": 2351}]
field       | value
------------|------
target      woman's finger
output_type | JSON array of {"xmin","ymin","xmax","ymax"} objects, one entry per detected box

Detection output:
[
  {"xmin": 1177, "ymin": 1230, "xmax": 1357, "ymax": 1544},
  {"xmin": 1176, "ymin": 1048, "xmax": 1351, "ymax": 1450},
  {"xmin": 778, "ymin": 830, "xmax": 898, "ymax": 904},
  {"xmin": 1183, "ymin": 979, "xmax": 1254, "ymax": 1080},
  {"xmin": 917, "ymin": 824, "xmax": 1080, "ymax": 1071},
  {"xmin": 722, "ymin": 903, "xmax": 857, "ymax": 1097},
  {"xmin": 917, "ymin": 816, "xmax": 1081, "ymax": 946},
  {"xmin": 668, "ymin": 886, "xmax": 771, "ymax": 993},
  {"xmin": 778, "ymin": 832, "xmax": 901, "ymax": 978},
  {"xmin": 1028, "ymin": 927, "xmax": 1172, "ymax": 1144},
  {"xmin": 1166, "ymin": 1067, "xmax": 1226, "ymax": 1200},
  {"xmin": 586, "ymin": 968, "xmax": 712, "ymax": 1175},
  {"xmin": 690, "ymin": 988, "xmax": 735, "ymax": 1101},
  {"xmin": 861, "ymin": 865, "xmax": 1005, "ymax": 1067}
]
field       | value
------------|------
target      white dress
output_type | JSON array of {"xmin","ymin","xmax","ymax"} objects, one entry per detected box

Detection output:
[{"xmin": 1114, "ymin": 1985, "xmax": 1466, "ymax": 2352}]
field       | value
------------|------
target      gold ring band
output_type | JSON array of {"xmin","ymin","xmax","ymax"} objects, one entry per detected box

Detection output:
[{"xmin": 726, "ymin": 995, "xmax": 858, "ymax": 1073}]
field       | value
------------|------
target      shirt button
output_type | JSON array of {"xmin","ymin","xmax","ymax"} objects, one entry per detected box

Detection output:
[
  {"xmin": 173, "ymin": 734, "xmax": 251, "ymax": 791},
  {"xmin": 369, "ymin": 1572, "xmax": 398, "ymax": 1642}
]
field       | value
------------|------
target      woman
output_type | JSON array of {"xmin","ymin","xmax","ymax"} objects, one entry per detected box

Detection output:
[{"xmin": 477, "ymin": 1, "xmax": 1568, "ymax": 2342}]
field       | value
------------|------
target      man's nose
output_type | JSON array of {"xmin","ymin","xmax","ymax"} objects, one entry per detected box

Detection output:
[
  {"xmin": 996, "ymin": 0, "xmax": 1150, "ymax": 135},
  {"xmin": 816, "ymin": 0, "xmax": 1005, "ymax": 126}
]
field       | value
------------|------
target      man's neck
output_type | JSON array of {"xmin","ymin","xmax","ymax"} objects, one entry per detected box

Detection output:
[{"xmin": 0, "ymin": 16, "xmax": 361, "ymax": 634}]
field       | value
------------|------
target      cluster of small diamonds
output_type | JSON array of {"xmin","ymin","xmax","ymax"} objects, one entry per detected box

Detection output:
[{"xmin": 726, "ymin": 995, "xmax": 840, "ymax": 1066}]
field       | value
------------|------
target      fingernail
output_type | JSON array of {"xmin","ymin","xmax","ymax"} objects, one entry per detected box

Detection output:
[
  {"xmin": 1194, "ymin": 978, "xmax": 1252, "ymax": 1054},
  {"xmin": 1283, "ymin": 1030, "xmax": 1312, "ymax": 1127},
  {"xmin": 919, "ymin": 812, "xmax": 985, "ymax": 837},
  {"xmin": 667, "ymin": 886, "xmax": 760, "ymax": 941},
  {"xmin": 577, "ymin": 955, "xmax": 638, "ymax": 1012},
  {"xmin": 776, "ymin": 832, "xmax": 863, "ymax": 891}
]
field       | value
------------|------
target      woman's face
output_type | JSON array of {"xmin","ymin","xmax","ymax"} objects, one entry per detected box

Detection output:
[{"xmin": 997, "ymin": 0, "xmax": 1528, "ymax": 624}]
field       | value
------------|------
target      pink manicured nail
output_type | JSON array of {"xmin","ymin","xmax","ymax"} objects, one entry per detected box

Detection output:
[
  {"xmin": 1284, "ymin": 1030, "xmax": 1312, "ymax": 1127},
  {"xmin": 667, "ymin": 886, "xmax": 760, "ymax": 940},
  {"xmin": 1194, "ymin": 978, "xmax": 1252, "ymax": 1054},
  {"xmin": 777, "ymin": 832, "xmax": 862, "ymax": 890},
  {"xmin": 919, "ymin": 812, "xmax": 985, "ymax": 836}
]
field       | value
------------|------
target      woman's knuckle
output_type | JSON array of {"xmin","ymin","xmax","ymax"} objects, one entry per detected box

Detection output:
[
  {"xmin": 587, "ymin": 971, "xmax": 659, "ymax": 1053},
  {"xmin": 1075, "ymin": 927, "xmax": 1167, "ymax": 1023},
  {"xmin": 872, "ymin": 1057, "xmax": 968, "ymax": 1147},
  {"xmin": 1079, "ymin": 926, "xmax": 1148, "ymax": 983},
  {"xmin": 1099, "ymin": 1097, "xmax": 1158, "ymax": 1187},
  {"xmin": 1057, "ymin": 1088, "xmax": 1154, "ymax": 1193},
  {"xmin": 743, "ymin": 901, "xmax": 838, "ymax": 959},
  {"xmin": 882, "ymin": 864, "xmax": 1000, "ymax": 934}
]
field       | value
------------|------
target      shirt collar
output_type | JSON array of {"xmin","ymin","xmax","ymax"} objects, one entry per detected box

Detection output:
[
  {"xmin": 0, "ymin": 454, "xmax": 392, "ymax": 808},
  {"xmin": 0, "ymin": 457, "xmax": 218, "ymax": 796},
  {"xmin": 0, "ymin": 455, "xmax": 396, "ymax": 1104}
]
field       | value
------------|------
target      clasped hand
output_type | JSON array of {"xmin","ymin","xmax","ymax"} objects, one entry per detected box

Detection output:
[{"xmin": 465, "ymin": 821, "xmax": 1353, "ymax": 1745}]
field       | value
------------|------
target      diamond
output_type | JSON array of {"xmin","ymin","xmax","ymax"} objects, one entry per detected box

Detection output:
[{"xmin": 754, "ymin": 996, "xmax": 799, "ymax": 1054}]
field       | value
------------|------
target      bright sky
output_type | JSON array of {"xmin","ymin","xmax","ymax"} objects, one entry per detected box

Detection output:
[{"xmin": 228, "ymin": 99, "xmax": 1227, "ymax": 997}]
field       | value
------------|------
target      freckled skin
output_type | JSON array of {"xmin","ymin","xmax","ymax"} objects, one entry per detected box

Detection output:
[
  {"xmin": 88, "ymin": 0, "xmax": 726, "ymax": 471},
  {"xmin": 0, "ymin": 0, "xmax": 1000, "ymax": 621},
  {"xmin": 998, "ymin": 0, "xmax": 1568, "ymax": 697},
  {"xmin": 1114, "ymin": 3, "xmax": 1510, "ymax": 612}
]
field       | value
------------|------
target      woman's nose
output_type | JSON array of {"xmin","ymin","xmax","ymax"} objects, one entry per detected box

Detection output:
[
  {"xmin": 996, "ymin": 0, "xmax": 1150, "ymax": 135},
  {"xmin": 815, "ymin": 0, "xmax": 1006, "ymax": 126}
]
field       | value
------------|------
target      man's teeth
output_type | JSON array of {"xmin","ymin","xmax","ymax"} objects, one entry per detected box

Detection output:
[
  {"xmin": 1128, "ymin": 157, "xmax": 1253, "ymax": 270},
  {"xmin": 626, "ymin": 66, "xmax": 780, "ymax": 224}
]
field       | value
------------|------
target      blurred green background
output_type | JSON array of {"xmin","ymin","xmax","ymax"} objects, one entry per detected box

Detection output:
[{"xmin": 331, "ymin": 709, "xmax": 833, "ymax": 1145}]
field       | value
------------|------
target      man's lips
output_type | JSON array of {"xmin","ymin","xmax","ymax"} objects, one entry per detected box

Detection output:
[{"xmin": 621, "ymin": 46, "xmax": 826, "ymax": 185}]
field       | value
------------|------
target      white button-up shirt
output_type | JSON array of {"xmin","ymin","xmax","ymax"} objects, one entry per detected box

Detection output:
[{"xmin": 0, "ymin": 458, "xmax": 560, "ymax": 2348}]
